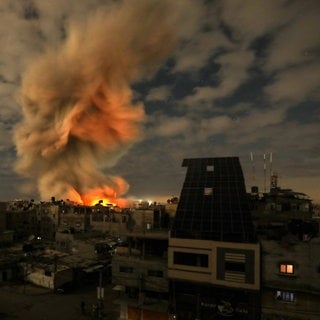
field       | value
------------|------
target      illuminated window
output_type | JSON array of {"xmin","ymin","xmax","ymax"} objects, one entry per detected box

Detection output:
[
  {"xmin": 276, "ymin": 290, "xmax": 295, "ymax": 302},
  {"xmin": 206, "ymin": 165, "xmax": 214, "ymax": 172},
  {"xmin": 280, "ymin": 263, "xmax": 294, "ymax": 274},
  {"xmin": 204, "ymin": 187, "xmax": 213, "ymax": 196}
]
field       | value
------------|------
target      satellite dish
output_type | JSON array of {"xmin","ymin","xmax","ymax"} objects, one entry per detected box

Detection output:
[{"xmin": 28, "ymin": 235, "xmax": 35, "ymax": 241}]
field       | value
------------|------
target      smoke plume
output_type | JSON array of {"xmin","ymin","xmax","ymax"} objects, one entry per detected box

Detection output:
[{"xmin": 14, "ymin": 0, "xmax": 199, "ymax": 205}]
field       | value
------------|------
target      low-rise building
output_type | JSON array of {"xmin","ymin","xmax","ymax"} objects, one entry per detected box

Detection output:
[
  {"xmin": 90, "ymin": 205, "xmax": 129, "ymax": 235},
  {"xmin": 250, "ymin": 175, "xmax": 320, "ymax": 319},
  {"xmin": 0, "ymin": 230, "xmax": 14, "ymax": 247},
  {"xmin": 111, "ymin": 204, "xmax": 171, "ymax": 318},
  {"xmin": 6, "ymin": 201, "xmax": 38, "ymax": 241},
  {"xmin": 0, "ymin": 252, "xmax": 18, "ymax": 284},
  {"xmin": 0, "ymin": 202, "xmax": 7, "ymax": 231},
  {"xmin": 22, "ymin": 261, "xmax": 73, "ymax": 291},
  {"xmin": 260, "ymin": 237, "xmax": 320, "ymax": 320},
  {"xmin": 59, "ymin": 203, "xmax": 90, "ymax": 233}
]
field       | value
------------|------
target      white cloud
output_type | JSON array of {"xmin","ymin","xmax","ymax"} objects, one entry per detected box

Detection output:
[
  {"xmin": 220, "ymin": 0, "xmax": 320, "ymax": 106},
  {"xmin": 182, "ymin": 48, "xmax": 254, "ymax": 108},
  {"xmin": 145, "ymin": 85, "xmax": 172, "ymax": 102},
  {"xmin": 173, "ymin": 31, "xmax": 232, "ymax": 73},
  {"xmin": 198, "ymin": 115, "xmax": 233, "ymax": 139},
  {"xmin": 213, "ymin": 107, "xmax": 289, "ymax": 148},
  {"xmin": 172, "ymin": 3, "xmax": 228, "ymax": 73},
  {"xmin": 220, "ymin": 0, "xmax": 299, "ymax": 44},
  {"xmin": 264, "ymin": 5, "xmax": 320, "ymax": 72},
  {"xmin": 148, "ymin": 114, "xmax": 191, "ymax": 138},
  {"xmin": 265, "ymin": 62, "xmax": 320, "ymax": 103}
]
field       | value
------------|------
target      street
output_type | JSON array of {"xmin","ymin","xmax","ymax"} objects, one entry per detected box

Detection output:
[{"xmin": 0, "ymin": 282, "xmax": 119, "ymax": 319}]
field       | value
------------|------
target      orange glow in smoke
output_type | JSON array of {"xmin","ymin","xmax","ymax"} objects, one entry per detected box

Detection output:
[
  {"xmin": 67, "ymin": 187, "xmax": 84, "ymax": 204},
  {"xmin": 68, "ymin": 84, "xmax": 144, "ymax": 149}
]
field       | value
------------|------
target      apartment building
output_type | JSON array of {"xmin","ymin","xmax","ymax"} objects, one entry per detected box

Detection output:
[
  {"xmin": 260, "ymin": 237, "xmax": 320, "ymax": 320},
  {"xmin": 251, "ymin": 188, "xmax": 320, "ymax": 320},
  {"xmin": 111, "ymin": 206, "xmax": 170, "ymax": 319},
  {"xmin": 168, "ymin": 157, "xmax": 261, "ymax": 320}
]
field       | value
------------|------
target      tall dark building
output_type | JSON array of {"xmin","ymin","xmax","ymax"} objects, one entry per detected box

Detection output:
[
  {"xmin": 171, "ymin": 157, "xmax": 255, "ymax": 242},
  {"xmin": 168, "ymin": 157, "xmax": 260, "ymax": 320}
]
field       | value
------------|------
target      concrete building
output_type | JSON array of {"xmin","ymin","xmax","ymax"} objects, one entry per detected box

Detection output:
[
  {"xmin": 0, "ymin": 249, "xmax": 19, "ymax": 284},
  {"xmin": 59, "ymin": 203, "xmax": 90, "ymax": 233},
  {"xmin": 90, "ymin": 205, "xmax": 130, "ymax": 235},
  {"xmin": 0, "ymin": 230, "xmax": 14, "ymax": 247},
  {"xmin": 251, "ymin": 187, "xmax": 314, "ymax": 230},
  {"xmin": 168, "ymin": 157, "xmax": 260, "ymax": 320},
  {"xmin": 3, "ymin": 200, "xmax": 59, "ymax": 242},
  {"xmin": 22, "ymin": 261, "xmax": 73, "ymax": 291},
  {"xmin": 260, "ymin": 237, "xmax": 320, "ymax": 320},
  {"xmin": 5, "ymin": 200, "xmax": 38, "ymax": 241},
  {"xmin": 0, "ymin": 202, "xmax": 7, "ymax": 231},
  {"xmin": 35, "ymin": 202, "xmax": 59, "ymax": 241},
  {"xmin": 111, "ymin": 206, "xmax": 171, "ymax": 319},
  {"xmin": 251, "ymin": 187, "xmax": 320, "ymax": 319}
]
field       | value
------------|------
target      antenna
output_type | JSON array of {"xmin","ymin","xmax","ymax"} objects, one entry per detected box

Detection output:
[
  {"xmin": 250, "ymin": 152, "xmax": 259, "ymax": 195},
  {"xmin": 263, "ymin": 153, "xmax": 267, "ymax": 193},
  {"xmin": 250, "ymin": 152, "xmax": 255, "ymax": 185}
]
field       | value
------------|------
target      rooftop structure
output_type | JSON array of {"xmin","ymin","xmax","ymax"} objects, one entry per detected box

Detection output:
[{"xmin": 171, "ymin": 157, "xmax": 255, "ymax": 242}]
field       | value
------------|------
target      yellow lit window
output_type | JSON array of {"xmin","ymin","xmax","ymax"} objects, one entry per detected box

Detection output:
[{"xmin": 280, "ymin": 264, "xmax": 294, "ymax": 274}]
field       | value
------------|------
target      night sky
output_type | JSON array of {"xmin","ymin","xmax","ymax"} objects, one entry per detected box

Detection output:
[{"xmin": 0, "ymin": 0, "xmax": 319, "ymax": 204}]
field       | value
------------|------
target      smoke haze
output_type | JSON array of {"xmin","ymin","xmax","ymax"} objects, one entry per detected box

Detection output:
[{"xmin": 14, "ymin": 0, "xmax": 199, "ymax": 204}]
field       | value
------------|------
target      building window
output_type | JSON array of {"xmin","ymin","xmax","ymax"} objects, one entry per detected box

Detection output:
[
  {"xmin": 280, "ymin": 263, "xmax": 294, "ymax": 274},
  {"xmin": 44, "ymin": 270, "xmax": 52, "ymax": 277},
  {"xmin": 206, "ymin": 165, "xmax": 214, "ymax": 172},
  {"xmin": 276, "ymin": 290, "xmax": 295, "ymax": 302},
  {"xmin": 225, "ymin": 261, "xmax": 246, "ymax": 273},
  {"xmin": 119, "ymin": 266, "xmax": 134, "ymax": 273},
  {"xmin": 204, "ymin": 187, "xmax": 213, "ymax": 196},
  {"xmin": 173, "ymin": 252, "xmax": 208, "ymax": 268},
  {"xmin": 147, "ymin": 270, "xmax": 163, "ymax": 277}
]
